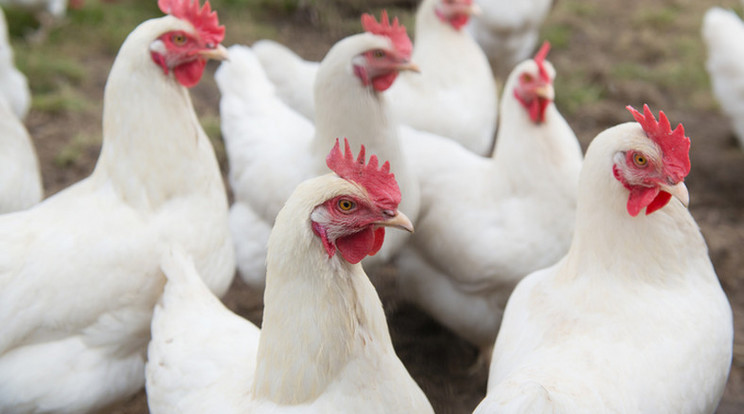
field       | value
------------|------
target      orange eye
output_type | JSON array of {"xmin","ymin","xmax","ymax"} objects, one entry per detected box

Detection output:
[
  {"xmin": 372, "ymin": 49, "xmax": 385, "ymax": 59},
  {"xmin": 172, "ymin": 34, "xmax": 186, "ymax": 45},
  {"xmin": 632, "ymin": 152, "xmax": 648, "ymax": 167},
  {"xmin": 338, "ymin": 199, "xmax": 355, "ymax": 212},
  {"xmin": 521, "ymin": 73, "xmax": 534, "ymax": 83}
]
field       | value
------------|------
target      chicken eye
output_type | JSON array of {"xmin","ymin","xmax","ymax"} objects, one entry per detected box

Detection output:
[
  {"xmin": 338, "ymin": 199, "xmax": 356, "ymax": 212},
  {"xmin": 171, "ymin": 34, "xmax": 187, "ymax": 46},
  {"xmin": 372, "ymin": 49, "xmax": 386, "ymax": 59},
  {"xmin": 521, "ymin": 73, "xmax": 534, "ymax": 83},
  {"xmin": 632, "ymin": 152, "xmax": 648, "ymax": 168}
]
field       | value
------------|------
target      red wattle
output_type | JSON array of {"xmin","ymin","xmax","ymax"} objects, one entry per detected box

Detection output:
[
  {"xmin": 449, "ymin": 14, "xmax": 470, "ymax": 30},
  {"xmin": 372, "ymin": 72, "xmax": 399, "ymax": 92},
  {"xmin": 645, "ymin": 191, "xmax": 673, "ymax": 215},
  {"xmin": 173, "ymin": 58, "xmax": 207, "ymax": 88},
  {"xmin": 626, "ymin": 185, "xmax": 661, "ymax": 217},
  {"xmin": 337, "ymin": 227, "xmax": 377, "ymax": 264},
  {"xmin": 369, "ymin": 227, "xmax": 386, "ymax": 256}
]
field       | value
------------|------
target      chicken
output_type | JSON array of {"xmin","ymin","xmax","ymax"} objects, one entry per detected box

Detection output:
[
  {"xmin": 0, "ymin": 0, "xmax": 234, "ymax": 412},
  {"xmin": 253, "ymin": 0, "xmax": 498, "ymax": 155},
  {"xmin": 474, "ymin": 105, "xmax": 733, "ymax": 414},
  {"xmin": 0, "ymin": 96, "xmax": 42, "ymax": 213},
  {"xmin": 386, "ymin": 0, "xmax": 497, "ymax": 155},
  {"xmin": 0, "ymin": 7, "xmax": 31, "ymax": 119},
  {"xmin": 466, "ymin": 0, "xmax": 553, "ymax": 80},
  {"xmin": 702, "ymin": 6, "xmax": 744, "ymax": 149},
  {"xmin": 395, "ymin": 43, "xmax": 582, "ymax": 359},
  {"xmin": 217, "ymin": 11, "xmax": 420, "ymax": 289},
  {"xmin": 146, "ymin": 140, "xmax": 434, "ymax": 414}
]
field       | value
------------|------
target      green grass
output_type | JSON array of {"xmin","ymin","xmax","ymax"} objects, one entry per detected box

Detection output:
[
  {"xmin": 53, "ymin": 132, "xmax": 101, "ymax": 167},
  {"xmin": 555, "ymin": 70, "xmax": 606, "ymax": 116}
]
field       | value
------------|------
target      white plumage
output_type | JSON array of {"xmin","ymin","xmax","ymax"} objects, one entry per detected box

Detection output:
[
  {"xmin": 0, "ymin": 8, "xmax": 234, "ymax": 413},
  {"xmin": 395, "ymin": 50, "xmax": 582, "ymax": 357},
  {"xmin": 0, "ymin": 96, "xmax": 42, "ymax": 213},
  {"xmin": 254, "ymin": 0, "xmax": 498, "ymax": 155},
  {"xmin": 474, "ymin": 111, "xmax": 733, "ymax": 414},
  {"xmin": 467, "ymin": 0, "xmax": 553, "ymax": 80},
  {"xmin": 702, "ymin": 6, "xmax": 744, "ymax": 149},
  {"xmin": 0, "ymin": 7, "xmax": 31, "ymax": 119},
  {"xmin": 217, "ymin": 24, "xmax": 420, "ymax": 289},
  {"xmin": 146, "ymin": 247, "xmax": 260, "ymax": 414},
  {"xmin": 147, "ymin": 162, "xmax": 433, "ymax": 413},
  {"xmin": 252, "ymin": 38, "xmax": 319, "ymax": 121}
]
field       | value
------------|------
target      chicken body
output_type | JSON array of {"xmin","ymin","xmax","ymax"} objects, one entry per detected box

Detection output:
[
  {"xmin": 0, "ymin": 97, "xmax": 42, "ymax": 213},
  {"xmin": 395, "ymin": 52, "xmax": 582, "ymax": 354},
  {"xmin": 467, "ymin": 0, "xmax": 553, "ymax": 79},
  {"xmin": 0, "ymin": 9, "xmax": 234, "ymax": 413},
  {"xmin": 146, "ymin": 146, "xmax": 433, "ymax": 414},
  {"xmin": 218, "ymin": 23, "xmax": 419, "ymax": 289},
  {"xmin": 0, "ymin": 8, "xmax": 31, "ymax": 119},
  {"xmin": 254, "ymin": 0, "xmax": 497, "ymax": 155},
  {"xmin": 474, "ymin": 112, "xmax": 733, "ymax": 414},
  {"xmin": 703, "ymin": 6, "xmax": 744, "ymax": 149}
]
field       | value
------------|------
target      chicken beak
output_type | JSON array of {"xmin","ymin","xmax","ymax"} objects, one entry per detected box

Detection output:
[
  {"xmin": 468, "ymin": 3, "xmax": 483, "ymax": 16},
  {"xmin": 375, "ymin": 210, "xmax": 414, "ymax": 233},
  {"xmin": 448, "ymin": 2, "xmax": 482, "ymax": 16},
  {"xmin": 535, "ymin": 83, "xmax": 555, "ymax": 101},
  {"xmin": 397, "ymin": 60, "xmax": 421, "ymax": 74},
  {"xmin": 199, "ymin": 44, "xmax": 229, "ymax": 62},
  {"xmin": 662, "ymin": 181, "xmax": 690, "ymax": 208}
]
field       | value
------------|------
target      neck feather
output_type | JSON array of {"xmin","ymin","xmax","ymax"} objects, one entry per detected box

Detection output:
[
  {"xmin": 561, "ymin": 127, "xmax": 707, "ymax": 283},
  {"xmin": 92, "ymin": 17, "xmax": 223, "ymax": 210},
  {"xmin": 253, "ymin": 177, "xmax": 394, "ymax": 404}
]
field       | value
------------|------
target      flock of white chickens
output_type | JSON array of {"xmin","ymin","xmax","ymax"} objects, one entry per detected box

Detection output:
[{"xmin": 0, "ymin": 0, "xmax": 742, "ymax": 413}]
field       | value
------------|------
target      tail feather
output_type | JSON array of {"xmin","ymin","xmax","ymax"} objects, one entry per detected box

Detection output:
[
  {"xmin": 215, "ymin": 43, "xmax": 314, "ymax": 227},
  {"xmin": 215, "ymin": 45, "xmax": 276, "ymax": 102},
  {"xmin": 229, "ymin": 202, "xmax": 273, "ymax": 290},
  {"xmin": 253, "ymin": 39, "xmax": 319, "ymax": 119},
  {"xmin": 147, "ymin": 246, "xmax": 260, "ymax": 413}
]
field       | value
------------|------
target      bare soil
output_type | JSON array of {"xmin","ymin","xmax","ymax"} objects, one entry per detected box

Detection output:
[{"xmin": 18, "ymin": 0, "xmax": 744, "ymax": 413}]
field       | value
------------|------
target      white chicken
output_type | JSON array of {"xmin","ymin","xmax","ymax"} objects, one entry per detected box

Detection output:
[
  {"xmin": 0, "ymin": 7, "xmax": 31, "ymax": 119},
  {"xmin": 217, "ymin": 11, "xmax": 420, "ymax": 289},
  {"xmin": 146, "ymin": 140, "xmax": 434, "ymax": 414},
  {"xmin": 474, "ymin": 105, "xmax": 733, "ymax": 414},
  {"xmin": 395, "ymin": 43, "xmax": 582, "ymax": 359},
  {"xmin": 0, "ymin": 0, "xmax": 234, "ymax": 412},
  {"xmin": 386, "ymin": 0, "xmax": 497, "ymax": 155},
  {"xmin": 467, "ymin": 0, "xmax": 553, "ymax": 80},
  {"xmin": 254, "ymin": 0, "xmax": 498, "ymax": 155},
  {"xmin": 702, "ymin": 5, "xmax": 744, "ymax": 149},
  {"xmin": 0, "ymin": 96, "xmax": 42, "ymax": 213}
]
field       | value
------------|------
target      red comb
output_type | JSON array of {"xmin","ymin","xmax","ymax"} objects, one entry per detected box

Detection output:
[
  {"xmin": 534, "ymin": 41, "xmax": 551, "ymax": 83},
  {"xmin": 326, "ymin": 138, "xmax": 402, "ymax": 211},
  {"xmin": 158, "ymin": 0, "xmax": 225, "ymax": 46},
  {"xmin": 361, "ymin": 10, "xmax": 413, "ymax": 59},
  {"xmin": 626, "ymin": 104, "xmax": 691, "ymax": 182}
]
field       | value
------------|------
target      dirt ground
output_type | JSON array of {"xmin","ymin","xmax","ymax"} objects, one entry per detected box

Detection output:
[{"xmin": 16, "ymin": 0, "xmax": 744, "ymax": 413}]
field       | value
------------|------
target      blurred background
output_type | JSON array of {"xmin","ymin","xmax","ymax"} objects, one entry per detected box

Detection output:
[{"xmin": 3, "ymin": 0, "xmax": 743, "ymax": 412}]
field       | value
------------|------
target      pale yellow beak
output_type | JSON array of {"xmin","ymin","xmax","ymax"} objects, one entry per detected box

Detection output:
[
  {"xmin": 468, "ymin": 3, "xmax": 483, "ymax": 16},
  {"xmin": 375, "ymin": 210, "xmax": 414, "ymax": 233},
  {"xmin": 448, "ymin": 2, "xmax": 482, "ymax": 16},
  {"xmin": 662, "ymin": 181, "xmax": 690, "ymax": 208},
  {"xmin": 397, "ymin": 60, "xmax": 421, "ymax": 74},
  {"xmin": 535, "ymin": 83, "xmax": 555, "ymax": 101},
  {"xmin": 199, "ymin": 44, "xmax": 229, "ymax": 61}
]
